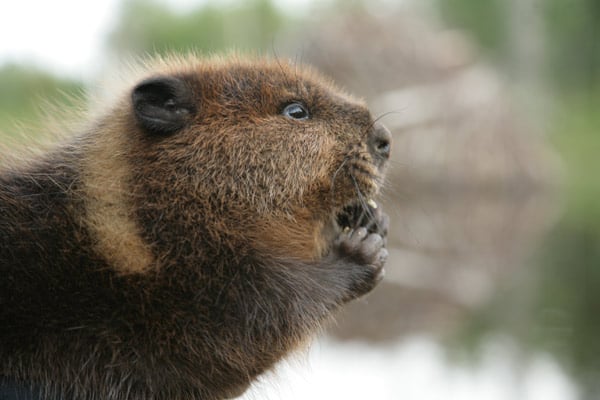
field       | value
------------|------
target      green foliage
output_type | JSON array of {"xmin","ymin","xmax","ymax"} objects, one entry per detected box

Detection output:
[
  {"xmin": 108, "ymin": 0, "xmax": 289, "ymax": 56},
  {"xmin": 543, "ymin": 0, "xmax": 600, "ymax": 93},
  {"xmin": 0, "ymin": 64, "xmax": 82, "ymax": 136},
  {"xmin": 434, "ymin": 2, "xmax": 600, "ymax": 391},
  {"xmin": 532, "ymin": 218, "xmax": 600, "ymax": 398},
  {"xmin": 550, "ymin": 95, "xmax": 600, "ymax": 225},
  {"xmin": 434, "ymin": 0, "xmax": 600, "ymax": 93},
  {"xmin": 452, "ymin": 93, "xmax": 600, "ymax": 396},
  {"xmin": 435, "ymin": 0, "xmax": 508, "ymax": 60},
  {"xmin": 530, "ymin": 98, "xmax": 600, "ymax": 397}
]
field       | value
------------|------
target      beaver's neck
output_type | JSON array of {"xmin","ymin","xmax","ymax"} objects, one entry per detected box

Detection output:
[
  {"xmin": 0, "ymin": 159, "xmax": 86, "ymax": 265},
  {"xmin": 0, "ymin": 157, "xmax": 105, "ymax": 331}
]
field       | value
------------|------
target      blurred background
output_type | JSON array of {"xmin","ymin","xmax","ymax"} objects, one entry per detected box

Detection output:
[{"xmin": 0, "ymin": 0, "xmax": 598, "ymax": 399}]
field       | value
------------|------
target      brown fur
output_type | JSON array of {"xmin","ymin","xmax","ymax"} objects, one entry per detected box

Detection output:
[{"xmin": 0, "ymin": 54, "xmax": 391, "ymax": 399}]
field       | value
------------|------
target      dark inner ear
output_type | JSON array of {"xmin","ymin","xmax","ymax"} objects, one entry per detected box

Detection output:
[{"xmin": 132, "ymin": 76, "xmax": 196, "ymax": 135}]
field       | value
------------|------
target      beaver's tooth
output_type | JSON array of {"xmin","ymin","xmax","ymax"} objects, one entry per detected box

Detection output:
[{"xmin": 367, "ymin": 199, "xmax": 377, "ymax": 209}]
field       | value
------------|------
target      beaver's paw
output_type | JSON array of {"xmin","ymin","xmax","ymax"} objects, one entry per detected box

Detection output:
[
  {"xmin": 334, "ymin": 226, "xmax": 388, "ymax": 300},
  {"xmin": 363, "ymin": 204, "xmax": 390, "ymax": 239}
]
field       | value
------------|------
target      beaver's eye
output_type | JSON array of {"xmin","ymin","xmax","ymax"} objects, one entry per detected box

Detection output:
[{"xmin": 282, "ymin": 102, "xmax": 310, "ymax": 120}]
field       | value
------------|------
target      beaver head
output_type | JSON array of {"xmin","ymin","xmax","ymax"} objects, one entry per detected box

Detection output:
[{"xmin": 86, "ymin": 55, "xmax": 391, "ymax": 271}]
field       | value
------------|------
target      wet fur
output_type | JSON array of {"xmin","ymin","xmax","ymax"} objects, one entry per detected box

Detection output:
[{"xmin": 0, "ymin": 54, "xmax": 390, "ymax": 399}]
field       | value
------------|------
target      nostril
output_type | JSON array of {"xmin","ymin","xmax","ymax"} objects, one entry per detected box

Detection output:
[
  {"xmin": 370, "ymin": 123, "xmax": 392, "ymax": 159},
  {"xmin": 376, "ymin": 138, "xmax": 391, "ymax": 157}
]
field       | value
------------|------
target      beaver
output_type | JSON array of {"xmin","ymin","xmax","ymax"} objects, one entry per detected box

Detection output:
[{"xmin": 0, "ymin": 54, "xmax": 391, "ymax": 400}]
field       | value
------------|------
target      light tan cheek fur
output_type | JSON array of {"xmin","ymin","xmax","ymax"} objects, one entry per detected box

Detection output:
[
  {"xmin": 81, "ymin": 122, "xmax": 155, "ymax": 274},
  {"xmin": 249, "ymin": 138, "xmax": 339, "ymax": 262},
  {"xmin": 251, "ymin": 211, "xmax": 328, "ymax": 261}
]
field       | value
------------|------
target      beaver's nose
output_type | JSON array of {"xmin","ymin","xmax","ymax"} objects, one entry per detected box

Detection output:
[{"xmin": 368, "ymin": 122, "xmax": 392, "ymax": 160}]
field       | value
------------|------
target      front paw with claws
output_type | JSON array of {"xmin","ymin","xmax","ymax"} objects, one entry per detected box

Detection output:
[{"xmin": 333, "ymin": 202, "xmax": 389, "ymax": 300}]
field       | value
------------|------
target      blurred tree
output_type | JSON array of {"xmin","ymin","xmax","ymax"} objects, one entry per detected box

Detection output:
[
  {"xmin": 532, "ymin": 219, "xmax": 600, "ymax": 400},
  {"xmin": 428, "ymin": 1, "xmax": 600, "ymax": 397},
  {"xmin": 108, "ymin": 0, "xmax": 289, "ymax": 57},
  {"xmin": 0, "ymin": 64, "xmax": 82, "ymax": 136},
  {"xmin": 543, "ymin": 0, "xmax": 600, "ymax": 95},
  {"xmin": 433, "ymin": 0, "xmax": 600, "ymax": 95},
  {"xmin": 434, "ymin": 0, "xmax": 508, "ymax": 61}
]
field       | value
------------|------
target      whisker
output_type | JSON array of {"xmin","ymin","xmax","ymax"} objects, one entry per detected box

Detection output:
[
  {"xmin": 350, "ymin": 173, "xmax": 377, "ymax": 229},
  {"xmin": 362, "ymin": 109, "xmax": 405, "ymax": 137},
  {"xmin": 373, "ymin": 110, "xmax": 405, "ymax": 125},
  {"xmin": 330, "ymin": 157, "xmax": 349, "ymax": 202}
]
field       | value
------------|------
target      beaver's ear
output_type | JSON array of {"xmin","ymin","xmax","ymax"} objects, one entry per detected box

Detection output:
[{"xmin": 132, "ymin": 76, "xmax": 196, "ymax": 135}]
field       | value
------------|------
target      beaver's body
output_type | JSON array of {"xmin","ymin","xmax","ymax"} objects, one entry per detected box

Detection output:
[{"xmin": 0, "ymin": 55, "xmax": 391, "ymax": 399}]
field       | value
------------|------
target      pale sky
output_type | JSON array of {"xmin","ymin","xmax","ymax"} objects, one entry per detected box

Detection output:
[
  {"xmin": 0, "ymin": 0, "xmax": 317, "ymax": 80},
  {"xmin": 0, "ymin": 0, "xmax": 121, "ymax": 79}
]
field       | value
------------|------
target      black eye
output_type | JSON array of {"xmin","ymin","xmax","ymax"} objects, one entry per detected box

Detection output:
[{"xmin": 282, "ymin": 102, "xmax": 310, "ymax": 120}]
